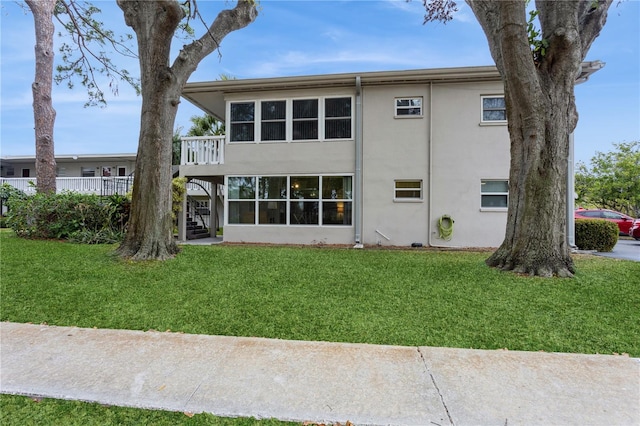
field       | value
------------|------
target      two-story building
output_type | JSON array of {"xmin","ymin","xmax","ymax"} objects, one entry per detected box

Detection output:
[{"xmin": 178, "ymin": 65, "xmax": 521, "ymax": 248}]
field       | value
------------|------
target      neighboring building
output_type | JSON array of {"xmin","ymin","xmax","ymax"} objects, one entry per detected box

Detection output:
[
  {"xmin": 178, "ymin": 63, "xmax": 602, "ymax": 248},
  {"xmin": 0, "ymin": 153, "xmax": 137, "ymax": 196}
]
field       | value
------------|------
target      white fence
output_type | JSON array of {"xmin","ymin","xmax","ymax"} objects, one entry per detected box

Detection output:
[{"xmin": 181, "ymin": 135, "xmax": 225, "ymax": 165}]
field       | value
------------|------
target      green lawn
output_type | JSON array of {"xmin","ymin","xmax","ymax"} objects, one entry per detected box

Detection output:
[
  {"xmin": 0, "ymin": 394, "xmax": 295, "ymax": 426},
  {"xmin": 2, "ymin": 230, "xmax": 638, "ymax": 356}
]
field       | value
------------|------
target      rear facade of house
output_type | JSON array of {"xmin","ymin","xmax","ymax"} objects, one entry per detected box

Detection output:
[{"xmin": 179, "ymin": 66, "xmax": 511, "ymax": 248}]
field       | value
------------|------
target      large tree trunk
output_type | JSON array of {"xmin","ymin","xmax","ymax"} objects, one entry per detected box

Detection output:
[
  {"xmin": 26, "ymin": 0, "xmax": 57, "ymax": 195},
  {"xmin": 116, "ymin": 0, "xmax": 257, "ymax": 260},
  {"xmin": 467, "ymin": 0, "xmax": 611, "ymax": 277}
]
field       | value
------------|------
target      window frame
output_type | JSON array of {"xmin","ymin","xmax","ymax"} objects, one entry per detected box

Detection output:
[
  {"xmin": 480, "ymin": 179, "xmax": 509, "ymax": 210},
  {"xmin": 480, "ymin": 95, "xmax": 507, "ymax": 124},
  {"xmin": 393, "ymin": 179, "xmax": 423, "ymax": 202},
  {"xmin": 394, "ymin": 97, "xmax": 423, "ymax": 118},
  {"xmin": 227, "ymin": 96, "xmax": 354, "ymax": 143},
  {"xmin": 226, "ymin": 174, "xmax": 353, "ymax": 227}
]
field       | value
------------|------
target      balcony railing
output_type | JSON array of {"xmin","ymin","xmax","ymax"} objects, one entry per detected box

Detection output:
[
  {"xmin": 181, "ymin": 135, "xmax": 225, "ymax": 165},
  {"xmin": 0, "ymin": 177, "xmax": 133, "ymax": 196},
  {"xmin": 1, "ymin": 177, "xmax": 217, "ymax": 197}
]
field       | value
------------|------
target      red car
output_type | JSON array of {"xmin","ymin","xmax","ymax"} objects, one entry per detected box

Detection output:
[
  {"xmin": 574, "ymin": 209, "xmax": 636, "ymax": 235},
  {"xmin": 629, "ymin": 219, "xmax": 640, "ymax": 241}
]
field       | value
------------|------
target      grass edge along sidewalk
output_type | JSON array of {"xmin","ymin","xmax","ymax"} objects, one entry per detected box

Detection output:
[{"xmin": 1, "ymin": 230, "xmax": 639, "ymax": 357}]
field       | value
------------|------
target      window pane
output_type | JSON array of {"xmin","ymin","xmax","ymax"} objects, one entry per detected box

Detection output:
[
  {"xmin": 259, "ymin": 201, "xmax": 286, "ymax": 224},
  {"xmin": 259, "ymin": 176, "xmax": 287, "ymax": 199},
  {"xmin": 230, "ymin": 123, "xmax": 254, "ymax": 142},
  {"xmin": 323, "ymin": 201, "xmax": 352, "ymax": 225},
  {"xmin": 290, "ymin": 201, "xmax": 318, "ymax": 225},
  {"xmin": 228, "ymin": 177, "xmax": 255, "ymax": 199},
  {"xmin": 261, "ymin": 101, "xmax": 285, "ymax": 120},
  {"xmin": 230, "ymin": 102, "xmax": 255, "ymax": 122},
  {"xmin": 228, "ymin": 201, "xmax": 255, "ymax": 224},
  {"xmin": 322, "ymin": 176, "xmax": 352, "ymax": 199},
  {"xmin": 261, "ymin": 122, "xmax": 285, "ymax": 141},
  {"xmin": 291, "ymin": 176, "xmax": 319, "ymax": 199},
  {"xmin": 481, "ymin": 180, "xmax": 509, "ymax": 193},
  {"xmin": 325, "ymin": 118, "xmax": 351, "ymax": 139},
  {"xmin": 325, "ymin": 97, "xmax": 351, "ymax": 118},
  {"xmin": 483, "ymin": 110, "xmax": 507, "ymax": 121},
  {"xmin": 481, "ymin": 195, "xmax": 508, "ymax": 208},
  {"xmin": 293, "ymin": 99, "xmax": 318, "ymax": 118},
  {"xmin": 396, "ymin": 181, "xmax": 421, "ymax": 189},
  {"xmin": 395, "ymin": 190, "xmax": 421, "ymax": 199},
  {"xmin": 293, "ymin": 120, "xmax": 318, "ymax": 140},
  {"xmin": 482, "ymin": 97, "xmax": 505, "ymax": 109}
]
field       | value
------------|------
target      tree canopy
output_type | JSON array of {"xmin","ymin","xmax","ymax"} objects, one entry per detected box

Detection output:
[{"xmin": 576, "ymin": 141, "xmax": 640, "ymax": 217}]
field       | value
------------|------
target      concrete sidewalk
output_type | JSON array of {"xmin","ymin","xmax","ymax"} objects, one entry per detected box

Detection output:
[{"xmin": 1, "ymin": 322, "xmax": 638, "ymax": 425}]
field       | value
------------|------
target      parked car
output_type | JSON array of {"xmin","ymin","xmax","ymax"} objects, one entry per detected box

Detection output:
[
  {"xmin": 574, "ymin": 208, "xmax": 636, "ymax": 235},
  {"xmin": 629, "ymin": 219, "xmax": 640, "ymax": 241}
]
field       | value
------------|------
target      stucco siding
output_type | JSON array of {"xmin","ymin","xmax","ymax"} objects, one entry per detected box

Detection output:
[
  {"xmin": 430, "ymin": 82, "xmax": 510, "ymax": 248},
  {"xmin": 361, "ymin": 84, "xmax": 430, "ymax": 246}
]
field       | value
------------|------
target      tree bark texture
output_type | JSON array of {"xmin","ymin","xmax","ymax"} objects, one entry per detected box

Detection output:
[
  {"xmin": 115, "ymin": 0, "xmax": 257, "ymax": 260},
  {"xmin": 466, "ymin": 0, "xmax": 611, "ymax": 277},
  {"xmin": 26, "ymin": 0, "xmax": 57, "ymax": 194}
]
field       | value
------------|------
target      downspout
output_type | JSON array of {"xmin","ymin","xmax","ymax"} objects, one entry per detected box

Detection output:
[
  {"xmin": 354, "ymin": 76, "xmax": 363, "ymax": 248},
  {"xmin": 567, "ymin": 133, "xmax": 576, "ymax": 249}
]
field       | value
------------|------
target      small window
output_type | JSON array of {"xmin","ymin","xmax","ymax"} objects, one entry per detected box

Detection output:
[
  {"xmin": 230, "ymin": 102, "xmax": 255, "ymax": 142},
  {"xmin": 481, "ymin": 180, "xmax": 508, "ymax": 208},
  {"xmin": 6, "ymin": 167, "xmax": 15, "ymax": 177},
  {"xmin": 395, "ymin": 180, "xmax": 422, "ymax": 200},
  {"xmin": 481, "ymin": 96, "xmax": 506, "ymax": 122},
  {"xmin": 395, "ymin": 98, "xmax": 423, "ymax": 117},
  {"xmin": 117, "ymin": 167, "xmax": 127, "ymax": 176},
  {"xmin": 21, "ymin": 168, "xmax": 30, "ymax": 178},
  {"xmin": 102, "ymin": 167, "xmax": 112, "ymax": 177},
  {"xmin": 81, "ymin": 167, "xmax": 95, "ymax": 177}
]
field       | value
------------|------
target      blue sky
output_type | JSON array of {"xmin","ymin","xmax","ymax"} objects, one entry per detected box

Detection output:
[{"xmin": 1, "ymin": 0, "xmax": 638, "ymax": 165}]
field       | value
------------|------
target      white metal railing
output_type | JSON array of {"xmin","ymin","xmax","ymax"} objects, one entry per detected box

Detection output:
[
  {"xmin": 0, "ymin": 177, "xmax": 133, "ymax": 196},
  {"xmin": 181, "ymin": 135, "xmax": 225, "ymax": 165}
]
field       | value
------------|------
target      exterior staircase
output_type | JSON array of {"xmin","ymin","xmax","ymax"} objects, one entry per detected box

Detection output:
[{"xmin": 186, "ymin": 213, "xmax": 210, "ymax": 240}]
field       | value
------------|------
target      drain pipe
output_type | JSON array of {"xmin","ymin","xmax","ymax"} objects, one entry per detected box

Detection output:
[
  {"xmin": 567, "ymin": 133, "xmax": 576, "ymax": 249},
  {"xmin": 354, "ymin": 76, "xmax": 364, "ymax": 248}
]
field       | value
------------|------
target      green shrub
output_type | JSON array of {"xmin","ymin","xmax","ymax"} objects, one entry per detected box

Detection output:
[
  {"xmin": 575, "ymin": 219, "xmax": 619, "ymax": 252},
  {"xmin": 6, "ymin": 192, "xmax": 129, "ymax": 243}
]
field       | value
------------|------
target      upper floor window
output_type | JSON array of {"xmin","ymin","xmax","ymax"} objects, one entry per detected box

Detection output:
[
  {"xmin": 481, "ymin": 96, "xmax": 506, "ymax": 122},
  {"xmin": 325, "ymin": 97, "xmax": 352, "ymax": 139},
  {"xmin": 261, "ymin": 100, "xmax": 286, "ymax": 141},
  {"xmin": 229, "ymin": 96, "xmax": 353, "ymax": 143},
  {"xmin": 395, "ymin": 98, "xmax": 423, "ymax": 117},
  {"xmin": 293, "ymin": 99, "xmax": 319, "ymax": 140},
  {"xmin": 481, "ymin": 179, "xmax": 508, "ymax": 208},
  {"xmin": 230, "ymin": 102, "xmax": 255, "ymax": 142}
]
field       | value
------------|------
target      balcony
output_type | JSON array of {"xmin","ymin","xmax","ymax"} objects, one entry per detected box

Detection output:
[{"xmin": 180, "ymin": 135, "xmax": 225, "ymax": 165}]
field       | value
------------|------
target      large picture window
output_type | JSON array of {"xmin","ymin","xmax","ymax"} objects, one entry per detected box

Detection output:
[
  {"xmin": 227, "ymin": 175, "xmax": 353, "ymax": 226},
  {"xmin": 481, "ymin": 180, "xmax": 509, "ymax": 208}
]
